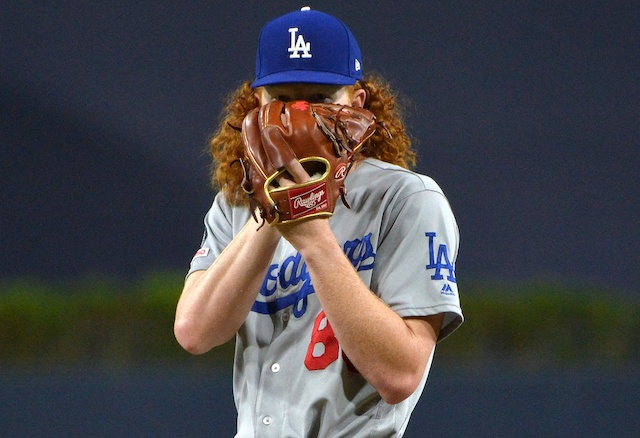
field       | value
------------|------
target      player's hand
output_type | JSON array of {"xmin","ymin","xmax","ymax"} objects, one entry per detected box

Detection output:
[{"xmin": 273, "ymin": 158, "xmax": 311, "ymax": 187}]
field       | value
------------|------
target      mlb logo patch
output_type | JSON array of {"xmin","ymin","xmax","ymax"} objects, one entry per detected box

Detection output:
[{"xmin": 192, "ymin": 248, "xmax": 210, "ymax": 259}]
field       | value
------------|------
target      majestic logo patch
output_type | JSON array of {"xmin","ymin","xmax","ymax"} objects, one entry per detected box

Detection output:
[
  {"xmin": 288, "ymin": 182, "xmax": 328, "ymax": 218},
  {"xmin": 288, "ymin": 27, "xmax": 312, "ymax": 59},
  {"xmin": 441, "ymin": 283, "xmax": 455, "ymax": 296}
]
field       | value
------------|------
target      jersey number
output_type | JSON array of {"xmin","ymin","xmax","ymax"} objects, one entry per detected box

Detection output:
[
  {"xmin": 304, "ymin": 311, "xmax": 358, "ymax": 373},
  {"xmin": 304, "ymin": 311, "xmax": 339, "ymax": 370}
]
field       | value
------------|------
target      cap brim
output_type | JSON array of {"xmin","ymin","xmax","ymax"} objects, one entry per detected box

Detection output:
[{"xmin": 251, "ymin": 70, "xmax": 359, "ymax": 88}]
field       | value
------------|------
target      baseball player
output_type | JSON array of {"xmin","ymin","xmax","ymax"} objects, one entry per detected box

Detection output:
[{"xmin": 174, "ymin": 7, "xmax": 463, "ymax": 437}]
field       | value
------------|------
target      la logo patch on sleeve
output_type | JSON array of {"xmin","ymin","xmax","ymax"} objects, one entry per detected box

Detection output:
[{"xmin": 425, "ymin": 232, "xmax": 456, "ymax": 283}]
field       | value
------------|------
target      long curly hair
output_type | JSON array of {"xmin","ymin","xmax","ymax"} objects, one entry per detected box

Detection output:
[{"xmin": 208, "ymin": 74, "xmax": 416, "ymax": 206}]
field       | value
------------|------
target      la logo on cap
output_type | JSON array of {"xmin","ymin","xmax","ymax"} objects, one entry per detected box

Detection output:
[
  {"xmin": 251, "ymin": 7, "xmax": 363, "ymax": 88},
  {"xmin": 288, "ymin": 27, "xmax": 312, "ymax": 59}
]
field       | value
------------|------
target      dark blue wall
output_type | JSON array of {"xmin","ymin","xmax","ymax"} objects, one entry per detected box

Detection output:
[
  {"xmin": 1, "ymin": 1, "xmax": 639, "ymax": 292},
  {"xmin": 2, "ymin": 365, "xmax": 638, "ymax": 437}
]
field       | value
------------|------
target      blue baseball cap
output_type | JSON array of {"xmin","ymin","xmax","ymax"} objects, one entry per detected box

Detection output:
[{"xmin": 252, "ymin": 7, "xmax": 364, "ymax": 88}]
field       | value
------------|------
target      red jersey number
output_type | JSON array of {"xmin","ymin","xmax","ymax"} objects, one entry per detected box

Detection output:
[{"xmin": 304, "ymin": 311, "xmax": 339, "ymax": 370}]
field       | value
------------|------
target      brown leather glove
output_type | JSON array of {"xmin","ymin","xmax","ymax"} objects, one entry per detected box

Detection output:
[{"xmin": 240, "ymin": 100, "xmax": 377, "ymax": 225}]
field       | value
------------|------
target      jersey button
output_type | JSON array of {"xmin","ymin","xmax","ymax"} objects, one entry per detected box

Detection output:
[
  {"xmin": 262, "ymin": 416, "xmax": 273, "ymax": 425},
  {"xmin": 282, "ymin": 312, "xmax": 290, "ymax": 322},
  {"xmin": 271, "ymin": 363, "xmax": 281, "ymax": 373}
]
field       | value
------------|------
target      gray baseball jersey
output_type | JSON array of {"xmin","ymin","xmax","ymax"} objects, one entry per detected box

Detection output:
[{"xmin": 189, "ymin": 157, "xmax": 464, "ymax": 437}]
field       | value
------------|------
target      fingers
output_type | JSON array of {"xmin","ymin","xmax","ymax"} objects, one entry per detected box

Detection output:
[
  {"xmin": 269, "ymin": 159, "xmax": 310, "ymax": 189},
  {"xmin": 283, "ymin": 159, "xmax": 311, "ymax": 184}
]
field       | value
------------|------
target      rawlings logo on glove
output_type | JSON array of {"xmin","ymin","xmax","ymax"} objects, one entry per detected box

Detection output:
[{"xmin": 240, "ymin": 100, "xmax": 377, "ymax": 226}]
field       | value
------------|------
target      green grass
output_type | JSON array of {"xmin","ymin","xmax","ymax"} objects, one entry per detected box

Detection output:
[{"xmin": 1, "ymin": 274, "xmax": 638, "ymax": 368}]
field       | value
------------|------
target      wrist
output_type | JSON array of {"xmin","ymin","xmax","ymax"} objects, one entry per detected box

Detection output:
[
  {"xmin": 277, "ymin": 218, "xmax": 337, "ymax": 256},
  {"xmin": 244, "ymin": 216, "xmax": 281, "ymax": 251}
]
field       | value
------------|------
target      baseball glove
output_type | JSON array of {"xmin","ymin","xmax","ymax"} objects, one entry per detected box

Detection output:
[{"xmin": 240, "ymin": 100, "xmax": 377, "ymax": 226}]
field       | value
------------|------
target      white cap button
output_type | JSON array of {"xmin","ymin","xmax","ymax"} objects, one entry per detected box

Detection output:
[
  {"xmin": 271, "ymin": 363, "xmax": 281, "ymax": 373},
  {"xmin": 263, "ymin": 416, "xmax": 273, "ymax": 425}
]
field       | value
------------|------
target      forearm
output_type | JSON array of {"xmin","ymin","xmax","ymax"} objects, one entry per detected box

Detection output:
[
  {"xmin": 282, "ymin": 221, "xmax": 440, "ymax": 403},
  {"xmin": 174, "ymin": 220, "xmax": 280, "ymax": 354}
]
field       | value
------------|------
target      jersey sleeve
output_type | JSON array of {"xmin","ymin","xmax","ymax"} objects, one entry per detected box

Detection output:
[
  {"xmin": 187, "ymin": 193, "xmax": 240, "ymax": 276},
  {"xmin": 370, "ymin": 184, "xmax": 464, "ymax": 341}
]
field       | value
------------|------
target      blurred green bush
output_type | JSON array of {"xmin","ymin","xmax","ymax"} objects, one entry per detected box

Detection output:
[
  {"xmin": 0, "ymin": 272, "xmax": 233, "ymax": 369},
  {"xmin": 1, "ymin": 274, "xmax": 638, "ymax": 368},
  {"xmin": 437, "ymin": 281, "xmax": 640, "ymax": 368}
]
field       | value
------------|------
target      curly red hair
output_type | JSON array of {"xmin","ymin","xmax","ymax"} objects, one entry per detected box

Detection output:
[{"xmin": 208, "ymin": 74, "xmax": 416, "ymax": 205}]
